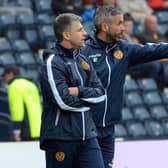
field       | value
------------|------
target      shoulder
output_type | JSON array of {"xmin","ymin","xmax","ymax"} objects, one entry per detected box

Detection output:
[
  {"xmin": 118, "ymin": 39, "xmax": 136, "ymax": 50},
  {"xmin": 80, "ymin": 52, "xmax": 90, "ymax": 62},
  {"xmin": 43, "ymin": 48, "xmax": 64, "ymax": 65}
]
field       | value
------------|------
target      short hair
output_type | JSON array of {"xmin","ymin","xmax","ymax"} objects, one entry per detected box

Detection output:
[
  {"xmin": 94, "ymin": 6, "xmax": 122, "ymax": 32},
  {"xmin": 2, "ymin": 65, "xmax": 20, "ymax": 77},
  {"xmin": 53, "ymin": 13, "xmax": 82, "ymax": 42},
  {"xmin": 124, "ymin": 13, "xmax": 134, "ymax": 23}
]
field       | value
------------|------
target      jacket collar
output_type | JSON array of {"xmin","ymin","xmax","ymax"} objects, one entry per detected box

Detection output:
[
  {"xmin": 86, "ymin": 34, "xmax": 120, "ymax": 51},
  {"xmin": 55, "ymin": 43, "xmax": 80, "ymax": 59},
  {"xmin": 42, "ymin": 42, "xmax": 81, "ymax": 61},
  {"xmin": 8, "ymin": 76, "xmax": 25, "ymax": 85}
]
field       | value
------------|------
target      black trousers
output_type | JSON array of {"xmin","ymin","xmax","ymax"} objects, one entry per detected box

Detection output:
[
  {"xmin": 98, "ymin": 134, "xmax": 115, "ymax": 168},
  {"xmin": 45, "ymin": 138, "xmax": 105, "ymax": 168}
]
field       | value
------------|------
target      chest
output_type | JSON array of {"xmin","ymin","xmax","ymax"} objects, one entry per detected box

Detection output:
[
  {"xmin": 89, "ymin": 50, "xmax": 124, "ymax": 73},
  {"xmin": 64, "ymin": 57, "xmax": 91, "ymax": 86},
  {"xmin": 88, "ymin": 49, "xmax": 128, "ymax": 87}
]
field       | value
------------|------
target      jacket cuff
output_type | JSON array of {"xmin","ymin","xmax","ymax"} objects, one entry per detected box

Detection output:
[{"xmin": 78, "ymin": 86, "xmax": 84, "ymax": 98}]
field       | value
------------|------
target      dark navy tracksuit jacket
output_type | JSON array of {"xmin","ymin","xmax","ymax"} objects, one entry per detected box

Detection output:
[
  {"xmin": 39, "ymin": 44, "xmax": 105, "ymax": 150},
  {"xmin": 83, "ymin": 37, "xmax": 168, "ymax": 138}
]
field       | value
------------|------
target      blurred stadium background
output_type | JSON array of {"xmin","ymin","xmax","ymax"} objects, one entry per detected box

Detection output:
[{"xmin": 0, "ymin": 0, "xmax": 168, "ymax": 167}]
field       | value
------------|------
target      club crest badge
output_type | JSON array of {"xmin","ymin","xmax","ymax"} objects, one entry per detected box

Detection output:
[
  {"xmin": 55, "ymin": 152, "xmax": 65, "ymax": 162},
  {"xmin": 113, "ymin": 50, "xmax": 123, "ymax": 59},
  {"xmin": 81, "ymin": 60, "xmax": 90, "ymax": 70}
]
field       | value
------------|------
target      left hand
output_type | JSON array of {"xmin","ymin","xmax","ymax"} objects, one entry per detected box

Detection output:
[{"xmin": 68, "ymin": 87, "xmax": 79, "ymax": 96}]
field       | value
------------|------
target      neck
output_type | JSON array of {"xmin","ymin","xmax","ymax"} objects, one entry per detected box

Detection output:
[
  {"xmin": 97, "ymin": 32, "xmax": 115, "ymax": 43},
  {"xmin": 60, "ymin": 41, "xmax": 73, "ymax": 49},
  {"xmin": 97, "ymin": 32, "xmax": 107, "ymax": 42}
]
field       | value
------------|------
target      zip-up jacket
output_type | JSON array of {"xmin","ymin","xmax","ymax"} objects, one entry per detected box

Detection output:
[
  {"xmin": 39, "ymin": 44, "xmax": 105, "ymax": 150},
  {"xmin": 83, "ymin": 36, "xmax": 168, "ymax": 136}
]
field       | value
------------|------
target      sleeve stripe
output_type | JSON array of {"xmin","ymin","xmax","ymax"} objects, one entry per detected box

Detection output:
[
  {"xmin": 46, "ymin": 54, "xmax": 90, "ymax": 112},
  {"xmin": 81, "ymin": 95, "xmax": 106, "ymax": 103}
]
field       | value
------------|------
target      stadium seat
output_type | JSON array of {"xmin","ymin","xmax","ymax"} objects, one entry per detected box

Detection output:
[
  {"xmin": 16, "ymin": 12, "xmax": 35, "ymax": 29},
  {"xmin": 125, "ymin": 91, "xmax": 144, "ymax": 107},
  {"xmin": 0, "ymin": 0, "xmax": 8, "ymax": 6},
  {"xmin": 12, "ymin": 39, "xmax": 31, "ymax": 53},
  {"xmin": 156, "ymin": 11, "xmax": 168, "ymax": 24},
  {"xmin": 115, "ymin": 124, "xmax": 128, "ymax": 139},
  {"xmin": 122, "ymin": 107, "xmax": 134, "ymax": 121},
  {"xmin": 143, "ymin": 91, "xmax": 162, "ymax": 106},
  {"xmin": 0, "ymin": 38, "xmax": 12, "ymax": 53},
  {"xmin": 0, "ymin": 12, "xmax": 16, "ymax": 34},
  {"xmin": 36, "ymin": 13, "xmax": 53, "ymax": 25},
  {"xmin": 144, "ymin": 120, "xmax": 164, "ymax": 137},
  {"xmin": 0, "ymin": 67, "xmax": 4, "ymax": 77},
  {"xmin": 0, "ymin": 53, "xmax": 16, "ymax": 66},
  {"xmin": 137, "ymin": 78, "xmax": 158, "ymax": 92},
  {"xmin": 15, "ymin": 52, "xmax": 37, "ymax": 67},
  {"xmin": 126, "ymin": 121, "xmax": 147, "ymax": 139},
  {"xmin": 22, "ymin": 67, "xmax": 40, "ymax": 86},
  {"xmin": 33, "ymin": 52, "xmax": 43, "ymax": 65},
  {"xmin": 16, "ymin": 0, "xmax": 33, "ymax": 9},
  {"xmin": 5, "ymin": 29, "xmax": 21, "ymax": 42},
  {"xmin": 157, "ymin": 23, "xmax": 168, "ymax": 36},
  {"xmin": 34, "ymin": 0, "xmax": 51, "ymax": 13},
  {"xmin": 22, "ymin": 28, "xmax": 39, "ymax": 49},
  {"xmin": 3, "ymin": 0, "xmax": 17, "ymax": 6},
  {"xmin": 38, "ymin": 25, "xmax": 55, "ymax": 42},
  {"xmin": 149, "ymin": 105, "xmax": 168, "ymax": 120},
  {"xmin": 132, "ymin": 106, "xmax": 151, "ymax": 121},
  {"xmin": 124, "ymin": 77, "xmax": 139, "ymax": 92}
]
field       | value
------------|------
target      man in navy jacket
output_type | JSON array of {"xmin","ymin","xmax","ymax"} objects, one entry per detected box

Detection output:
[
  {"xmin": 39, "ymin": 13, "xmax": 105, "ymax": 168},
  {"xmin": 83, "ymin": 6, "xmax": 168, "ymax": 168}
]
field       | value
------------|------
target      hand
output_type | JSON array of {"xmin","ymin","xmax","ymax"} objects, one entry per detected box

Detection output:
[
  {"xmin": 68, "ymin": 87, "xmax": 79, "ymax": 96},
  {"xmin": 13, "ymin": 130, "xmax": 21, "ymax": 141}
]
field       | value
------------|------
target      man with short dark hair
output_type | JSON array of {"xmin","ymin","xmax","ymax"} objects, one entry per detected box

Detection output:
[{"xmin": 39, "ymin": 13, "xmax": 105, "ymax": 168}]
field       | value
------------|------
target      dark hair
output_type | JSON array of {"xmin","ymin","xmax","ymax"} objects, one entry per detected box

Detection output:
[
  {"xmin": 2, "ymin": 65, "xmax": 20, "ymax": 77},
  {"xmin": 53, "ymin": 13, "xmax": 82, "ymax": 42},
  {"xmin": 124, "ymin": 13, "xmax": 134, "ymax": 23}
]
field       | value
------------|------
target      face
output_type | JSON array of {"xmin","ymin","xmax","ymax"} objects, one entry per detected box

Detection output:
[
  {"xmin": 3, "ymin": 72, "xmax": 14, "ymax": 83},
  {"xmin": 124, "ymin": 20, "xmax": 134, "ymax": 35},
  {"xmin": 145, "ymin": 17, "xmax": 158, "ymax": 33},
  {"xmin": 66, "ymin": 21, "xmax": 87, "ymax": 49},
  {"xmin": 104, "ymin": 14, "xmax": 125, "ymax": 42}
]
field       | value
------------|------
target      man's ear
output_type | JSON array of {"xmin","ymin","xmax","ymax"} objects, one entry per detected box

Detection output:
[
  {"xmin": 63, "ymin": 32, "xmax": 71, "ymax": 41},
  {"xmin": 101, "ymin": 22, "xmax": 109, "ymax": 32}
]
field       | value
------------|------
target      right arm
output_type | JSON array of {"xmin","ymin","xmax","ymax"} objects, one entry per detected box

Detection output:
[
  {"xmin": 127, "ymin": 42, "xmax": 168, "ymax": 67},
  {"xmin": 8, "ymin": 84, "xmax": 24, "ymax": 141}
]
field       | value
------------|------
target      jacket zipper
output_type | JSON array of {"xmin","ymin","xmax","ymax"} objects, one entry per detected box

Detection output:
[
  {"xmin": 103, "ymin": 55, "xmax": 111, "ymax": 127},
  {"xmin": 74, "ymin": 58, "xmax": 85, "ymax": 140},
  {"xmin": 55, "ymin": 109, "xmax": 60, "ymax": 126}
]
